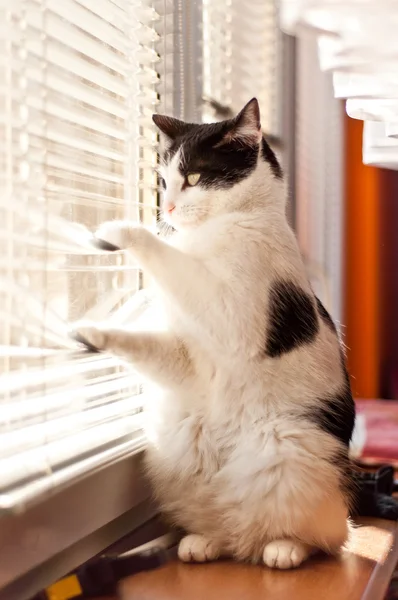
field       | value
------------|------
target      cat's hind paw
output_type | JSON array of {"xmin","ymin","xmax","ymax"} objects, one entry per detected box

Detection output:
[
  {"xmin": 178, "ymin": 535, "xmax": 220, "ymax": 563},
  {"xmin": 262, "ymin": 539, "xmax": 311, "ymax": 570},
  {"xmin": 70, "ymin": 321, "xmax": 107, "ymax": 352}
]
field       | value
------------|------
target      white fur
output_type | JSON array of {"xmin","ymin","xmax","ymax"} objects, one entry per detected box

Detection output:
[
  {"xmin": 178, "ymin": 534, "xmax": 220, "ymax": 563},
  {"xmin": 73, "ymin": 138, "xmax": 351, "ymax": 569},
  {"xmin": 263, "ymin": 540, "xmax": 312, "ymax": 570}
]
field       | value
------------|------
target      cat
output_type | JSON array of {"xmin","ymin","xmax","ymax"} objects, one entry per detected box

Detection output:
[{"xmin": 72, "ymin": 98, "xmax": 356, "ymax": 569}]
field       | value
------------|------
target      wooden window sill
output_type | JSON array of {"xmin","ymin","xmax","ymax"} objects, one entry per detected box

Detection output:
[{"xmin": 118, "ymin": 518, "xmax": 398, "ymax": 600}]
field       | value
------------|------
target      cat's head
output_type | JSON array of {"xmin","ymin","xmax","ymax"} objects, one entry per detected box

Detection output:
[{"xmin": 152, "ymin": 98, "xmax": 283, "ymax": 231}]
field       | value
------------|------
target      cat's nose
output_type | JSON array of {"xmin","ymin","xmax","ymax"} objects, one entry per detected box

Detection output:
[{"xmin": 165, "ymin": 202, "xmax": 175, "ymax": 214}]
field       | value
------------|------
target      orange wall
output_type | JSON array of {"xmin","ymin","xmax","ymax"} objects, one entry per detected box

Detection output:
[{"xmin": 344, "ymin": 116, "xmax": 381, "ymax": 398}]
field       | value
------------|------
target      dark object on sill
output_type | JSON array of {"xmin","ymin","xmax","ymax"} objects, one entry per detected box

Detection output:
[
  {"xmin": 32, "ymin": 545, "xmax": 169, "ymax": 600},
  {"xmin": 74, "ymin": 549, "xmax": 168, "ymax": 598},
  {"xmin": 352, "ymin": 464, "xmax": 398, "ymax": 520},
  {"xmin": 31, "ymin": 524, "xmax": 180, "ymax": 600}
]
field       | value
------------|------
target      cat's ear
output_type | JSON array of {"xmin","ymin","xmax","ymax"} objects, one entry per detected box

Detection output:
[
  {"xmin": 152, "ymin": 114, "xmax": 192, "ymax": 141},
  {"xmin": 216, "ymin": 98, "xmax": 262, "ymax": 148}
]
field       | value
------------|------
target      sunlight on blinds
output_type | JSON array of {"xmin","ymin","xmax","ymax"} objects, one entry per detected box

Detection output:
[
  {"xmin": 202, "ymin": 0, "xmax": 280, "ymax": 133},
  {"xmin": 0, "ymin": 0, "xmax": 162, "ymax": 512}
]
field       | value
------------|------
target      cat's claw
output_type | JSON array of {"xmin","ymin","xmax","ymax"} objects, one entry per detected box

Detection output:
[
  {"xmin": 178, "ymin": 534, "xmax": 220, "ymax": 563},
  {"xmin": 92, "ymin": 220, "xmax": 143, "ymax": 251},
  {"xmin": 262, "ymin": 539, "xmax": 311, "ymax": 570},
  {"xmin": 91, "ymin": 236, "xmax": 120, "ymax": 252},
  {"xmin": 70, "ymin": 321, "xmax": 107, "ymax": 352}
]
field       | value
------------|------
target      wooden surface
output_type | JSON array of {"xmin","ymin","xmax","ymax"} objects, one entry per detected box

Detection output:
[{"xmin": 118, "ymin": 519, "xmax": 398, "ymax": 600}]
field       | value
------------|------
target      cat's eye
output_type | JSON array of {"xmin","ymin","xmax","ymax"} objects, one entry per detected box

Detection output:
[
  {"xmin": 186, "ymin": 173, "xmax": 201, "ymax": 186},
  {"xmin": 159, "ymin": 176, "xmax": 167, "ymax": 190}
]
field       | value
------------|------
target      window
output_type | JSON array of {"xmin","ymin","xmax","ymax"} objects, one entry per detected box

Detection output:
[
  {"xmin": 0, "ymin": 0, "xmax": 283, "ymax": 515},
  {"xmin": 0, "ymin": 0, "xmax": 166, "ymax": 512}
]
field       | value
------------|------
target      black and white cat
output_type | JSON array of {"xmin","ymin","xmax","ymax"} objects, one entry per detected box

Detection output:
[{"xmin": 73, "ymin": 98, "xmax": 356, "ymax": 569}]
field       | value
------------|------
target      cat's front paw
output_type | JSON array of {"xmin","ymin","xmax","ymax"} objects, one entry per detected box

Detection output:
[
  {"xmin": 178, "ymin": 534, "xmax": 220, "ymax": 563},
  {"xmin": 70, "ymin": 321, "xmax": 107, "ymax": 352},
  {"xmin": 93, "ymin": 220, "xmax": 143, "ymax": 251}
]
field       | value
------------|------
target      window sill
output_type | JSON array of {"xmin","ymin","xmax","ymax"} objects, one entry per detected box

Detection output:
[{"xmin": 0, "ymin": 451, "xmax": 154, "ymax": 600}]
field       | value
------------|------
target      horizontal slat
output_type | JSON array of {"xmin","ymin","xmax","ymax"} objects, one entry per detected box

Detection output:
[
  {"xmin": 2, "ymin": 419, "xmax": 142, "ymax": 489},
  {"xmin": 26, "ymin": 9, "xmax": 129, "ymax": 76},
  {"xmin": 44, "ymin": 153, "xmax": 125, "ymax": 184},
  {"xmin": 0, "ymin": 317, "xmax": 70, "ymax": 349},
  {"xmin": 40, "ymin": 0, "xmax": 128, "ymax": 52},
  {"xmin": 24, "ymin": 64, "xmax": 127, "ymax": 119},
  {"xmin": 0, "ymin": 354, "xmax": 136, "ymax": 396},
  {"xmin": 0, "ymin": 258, "xmax": 141, "ymax": 275},
  {"xmin": 25, "ymin": 34, "xmax": 129, "ymax": 96},
  {"xmin": 106, "ymin": 0, "xmax": 128, "ymax": 10},
  {"xmin": 1, "ymin": 396, "xmax": 143, "ymax": 457},
  {"xmin": 28, "ymin": 125, "xmax": 125, "ymax": 162},
  {"xmin": 0, "ymin": 229, "xmax": 116, "ymax": 253},
  {"xmin": 0, "ymin": 429, "xmax": 147, "ymax": 512},
  {"xmin": 0, "ymin": 78, "xmax": 158, "ymax": 135},
  {"xmin": 0, "ymin": 143, "xmax": 127, "ymax": 184},
  {"xmin": 30, "ymin": 0, "xmax": 162, "ymax": 53},
  {"xmin": 77, "ymin": 0, "xmax": 128, "ymax": 25},
  {"xmin": 44, "ymin": 188, "xmax": 127, "ymax": 207},
  {"xmin": 27, "ymin": 95, "xmax": 126, "ymax": 139},
  {"xmin": 4, "ymin": 375, "xmax": 141, "ymax": 413},
  {"xmin": 0, "ymin": 212, "xmax": 109, "ymax": 255}
]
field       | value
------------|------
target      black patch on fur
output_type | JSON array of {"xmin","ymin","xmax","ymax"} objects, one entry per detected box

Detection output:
[
  {"xmin": 333, "ymin": 448, "xmax": 357, "ymax": 509},
  {"xmin": 316, "ymin": 295, "xmax": 352, "ymax": 391},
  {"xmin": 309, "ymin": 386, "xmax": 356, "ymax": 447},
  {"xmin": 315, "ymin": 296, "xmax": 336, "ymax": 331},
  {"xmin": 157, "ymin": 123, "xmax": 282, "ymax": 191},
  {"xmin": 265, "ymin": 281, "xmax": 319, "ymax": 357},
  {"xmin": 167, "ymin": 121, "xmax": 259, "ymax": 190},
  {"xmin": 306, "ymin": 295, "xmax": 356, "ymax": 447},
  {"xmin": 261, "ymin": 137, "xmax": 283, "ymax": 179}
]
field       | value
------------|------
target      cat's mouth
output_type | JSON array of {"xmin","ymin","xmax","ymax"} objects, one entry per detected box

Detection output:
[{"xmin": 164, "ymin": 208, "xmax": 206, "ymax": 229}]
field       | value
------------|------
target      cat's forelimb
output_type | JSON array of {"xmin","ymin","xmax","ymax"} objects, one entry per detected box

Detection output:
[{"xmin": 71, "ymin": 324, "xmax": 194, "ymax": 389}]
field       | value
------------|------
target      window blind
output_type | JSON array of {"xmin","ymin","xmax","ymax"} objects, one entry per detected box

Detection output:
[
  {"xmin": 280, "ymin": 1, "xmax": 398, "ymax": 169},
  {"xmin": 202, "ymin": 0, "xmax": 281, "ymax": 135},
  {"xmin": 0, "ymin": 0, "xmax": 164, "ymax": 513},
  {"xmin": 0, "ymin": 0, "xmax": 283, "ymax": 514},
  {"xmin": 294, "ymin": 28, "xmax": 345, "ymax": 326},
  {"xmin": 153, "ymin": 0, "xmax": 203, "ymax": 122}
]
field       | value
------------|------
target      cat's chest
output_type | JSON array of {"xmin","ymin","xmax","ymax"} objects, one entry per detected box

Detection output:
[
  {"xmin": 149, "ymin": 406, "xmax": 242, "ymax": 477},
  {"xmin": 170, "ymin": 222, "xmax": 233, "ymax": 263}
]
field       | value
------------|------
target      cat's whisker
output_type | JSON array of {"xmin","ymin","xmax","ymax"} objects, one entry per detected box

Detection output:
[{"xmin": 156, "ymin": 218, "xmax": 174, "ymax": 237}]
